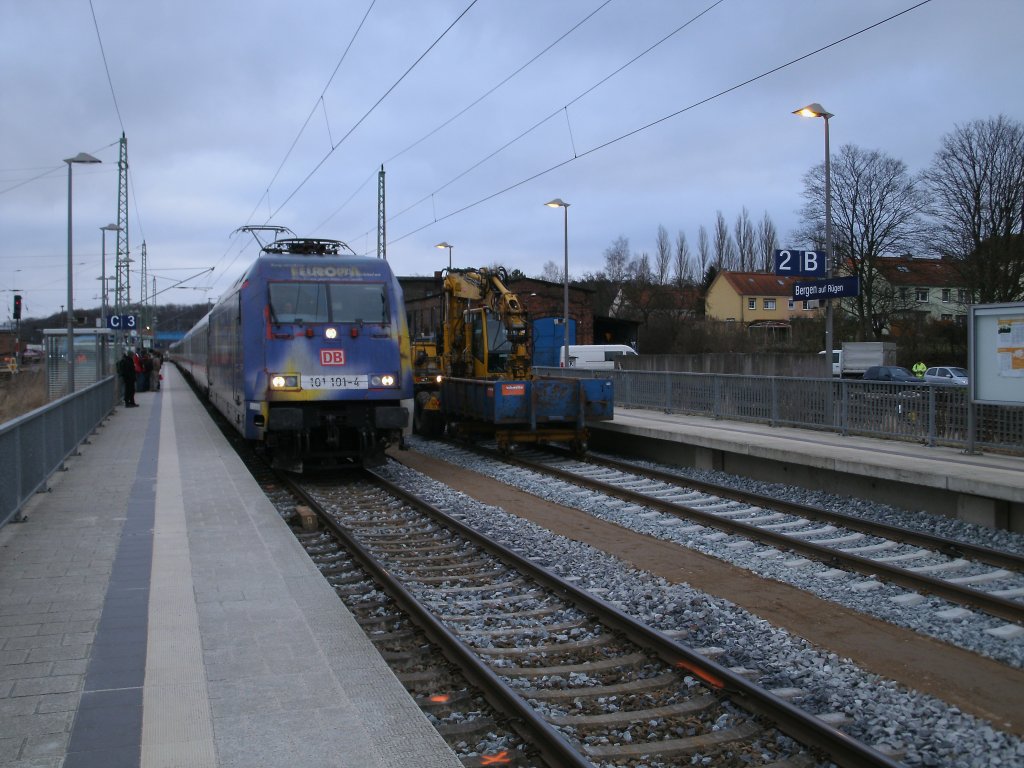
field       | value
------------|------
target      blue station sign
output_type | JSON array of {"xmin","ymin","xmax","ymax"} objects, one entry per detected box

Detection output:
[
  {"xmin": 107, "ymin": 314, "xmax": 138, "ymax": 330},
  {"xmin": 773, "ymin": 249, "xmax": 827, "ymax": 277},
  {"xmin": 792, "ymin": 276, "xmax": 860, "ymax": 301}
]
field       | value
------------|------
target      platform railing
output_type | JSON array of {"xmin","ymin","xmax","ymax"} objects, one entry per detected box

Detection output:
[
  {"xmin": 0, "ymin": 376, "xmax": 117, "ymax": 529},
  {"xmin": 535, "ymin": 367, "xmax": 1023, "ymax": 456}
]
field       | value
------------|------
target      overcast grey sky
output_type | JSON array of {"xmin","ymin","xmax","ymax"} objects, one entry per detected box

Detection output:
[{"xmin": 3, "ymin": 0, "xmax": 1023, "ymax": 321}]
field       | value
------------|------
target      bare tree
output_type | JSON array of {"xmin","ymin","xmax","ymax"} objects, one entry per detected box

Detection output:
[
  {"xmin": 654, "ymin": 225, "xmax": 671, "ymax": 284},
  {"xmin": 629, "ymin": 252, "xmax": 653, "ymax": 283},
  {"xmin": 672, "ymin": 230, "xmax": 693, "ymax": 288},
  {"xmin": 734, "ymin": 207, "xmax": 756, "ymax": 271},
  {"xmin": 539, "ymin": 260, "xmax": 563, "ymax": 282},
  {"xmin": 798, "ymin": 143, "xmax": 929, "ymax": 339},
  {"xmin": 603, "ymin": 236, "xmax": 631, "ymax": 284},
  {"xmin": 696, "ymin": 225, "xmax": 711, "ymax": 281},
  {"xmin": 713, "ymin": 210, "xmax": 737, "ymax": 270},
  {"xmin": 756, "ymin": 211, "xmax": 779, "ymax": 271},
  {"xmin": 621, "ymin": 251, "xmax": 660, "ymax": 329},
  {"xmin": 923, "ymin": 115, "xmax": 1024, "ymax": 303}
]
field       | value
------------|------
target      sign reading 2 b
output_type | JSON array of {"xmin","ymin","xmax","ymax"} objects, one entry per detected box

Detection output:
[{"xmin": 773, "ymin": 249, "xmax": 826, "ymax": 277}]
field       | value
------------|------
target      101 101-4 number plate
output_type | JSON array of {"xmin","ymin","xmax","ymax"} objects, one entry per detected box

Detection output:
[{"xmin": 301, "ymin": 375, "xmax": 367, "ymax": 390}]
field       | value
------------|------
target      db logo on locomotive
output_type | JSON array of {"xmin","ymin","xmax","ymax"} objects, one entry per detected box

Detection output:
[{"xmin": 320, "ymin": 349, "xmax": 346, "ymax": 366}]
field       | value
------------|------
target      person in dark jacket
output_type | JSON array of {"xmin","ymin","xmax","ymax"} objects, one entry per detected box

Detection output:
[{"xmin": 118, "ymin": 350, "xmax": 138, "ymax": 407}]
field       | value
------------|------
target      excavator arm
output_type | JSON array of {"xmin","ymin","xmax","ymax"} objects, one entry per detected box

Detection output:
[{"xmin": 440, "ymin": 267, "xmax": 531, "ymax": 380}]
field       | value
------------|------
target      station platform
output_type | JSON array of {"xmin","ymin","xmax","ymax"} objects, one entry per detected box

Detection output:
[
  {"xmin": 0, "ymin": 366, "xmax": 461, "ymax": 768},
  {"xmin": 590, "ymin": 407, "xmax": 1024, "ymax": 532}
]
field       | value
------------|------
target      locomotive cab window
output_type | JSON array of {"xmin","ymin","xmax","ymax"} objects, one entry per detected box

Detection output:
[
  {"xmin": 270, "ymin": 283, "xmax": 328, "ymax": 323},
  {"xmin": 269, "ymin": 282, "xmax": 388, "ymax": 324},
  {"xmin": 330, "ymin": 283, "xmax": 388, "ymax": 323}
]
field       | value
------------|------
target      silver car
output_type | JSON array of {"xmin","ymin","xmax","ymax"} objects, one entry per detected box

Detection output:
[{"xmin": 924, "ymin": 366, "xmax": 968, "ymax": 385}]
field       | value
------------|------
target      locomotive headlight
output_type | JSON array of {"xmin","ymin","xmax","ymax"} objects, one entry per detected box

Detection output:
[
  {"xmin": 270, "ymin": 374, "xmax": 299, "ymax": 390},
  {"xmin": 325, "ymin": 327, "xmax": 338, "ymax": 339},
  {"xmin": 371, "ymin": 373, "xmax": 397, "ymax": 387}
]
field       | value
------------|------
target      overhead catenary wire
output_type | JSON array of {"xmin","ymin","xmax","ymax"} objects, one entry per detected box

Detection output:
[
  {"xmin": 313, "ymin": 0, "xmax": 616, "ymax": 233},
  {"xmin": 260, "ymin": 0, "xmax": 481, "ymax": 224},
  {"xmin": 241, "ymin": 0, "xmax": 378, "ymax": 231},
  {"xmin": 384, "ymin": 0, "xmax": 934, "ymax": 248},
  {"xmin": 345, "ymin": 0, "xmax": 730, "ymax": 244}
]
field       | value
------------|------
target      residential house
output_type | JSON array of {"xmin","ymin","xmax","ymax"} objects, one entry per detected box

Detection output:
[
  {"xmin": 871, "ymin": 255, "xmax": 970, "ymax": 326},
  {"xmin": 705, "ymin": 271, "xmax": 824, "ymax": 327}
]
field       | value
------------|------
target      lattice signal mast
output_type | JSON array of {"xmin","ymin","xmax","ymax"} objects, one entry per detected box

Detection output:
[
  {"xmin": 377, "ymin": 165, "xmax": 386, "ymax": 260},
  {"xmin": 114, "ymin": 133, "xmax": 130, "ymax": 324}
]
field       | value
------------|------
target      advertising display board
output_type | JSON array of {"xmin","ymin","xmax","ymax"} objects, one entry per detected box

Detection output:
[{"xmin": 969, "ymin": 302, "xmax": 1024, "ymax": 406}]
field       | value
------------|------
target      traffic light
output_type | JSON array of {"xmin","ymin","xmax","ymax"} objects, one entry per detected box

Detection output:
[{"xmin": 13, "ymin": 294, "xmax": 21, "ymax": 320}]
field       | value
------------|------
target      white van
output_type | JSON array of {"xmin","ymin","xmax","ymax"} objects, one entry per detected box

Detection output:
[{"xmin": 560, "ymin": 344, "xmax": 637, "ymax": 370}]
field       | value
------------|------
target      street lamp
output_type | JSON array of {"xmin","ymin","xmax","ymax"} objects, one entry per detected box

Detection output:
[
  {"xmin": 435, "ymin": 242, "xmax": 453, "ymax": 270},
  {"xmin": 544, "ymin": 198, "xmax": 570, "ymax": 369},
  {"xmin": 100, "ymin": 223, "xmax": 121, "ymax": 331},
  {"xmin": 65, "ymin": 151, "xmax": 102, "ymax": 395},
  {"xmin": 793, "ymin": 103, "xmax": 833, "ymax": 365}
]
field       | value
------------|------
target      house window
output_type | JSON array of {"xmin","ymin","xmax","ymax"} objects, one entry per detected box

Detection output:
[
  {"xmin": 941, "ymin": 288, "xmax": 951, "ymax": 302},
  {"xmin": 957, "ymin": 289, "xmax": 968, "ymax": 303},
  {"xmin": 899, "ymin": 287, "xmax": 908, "ymax": 300},
  {"xmin": 915, "ymin": 288, "xmax": 929, "ymax": 302},
  {"xmin": 747, "ymin": 298, "xmax": 756, "ymax": 310},
  {"xmin": 941, "ymin": 314, "xmax": 953, "ymax": 322},
  {"xmin": 955, "ymin": 315, "xmax": 966, "ymax": 326},
  {"xmin": 763, "ymin": 298, "xmax": 776, "ymax": 310},
  {"xmin": 788, "ymin": 300, "xmax": 796, "ymax": 310},
  {"xmin": 804, "ymin": 300, "xmax": 819, "ymax": 310}
]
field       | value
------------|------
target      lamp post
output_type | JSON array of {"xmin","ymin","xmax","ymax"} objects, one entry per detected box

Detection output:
[
  {"xmin": 544, "ymin": 199, "xmax": 570, "ymax": 368},
  {"xmin": 793, "ymin": 103, "xmax": 833, "ymax": 364},
  {"xmin": 64, "ymin": 152, "xmax": 102, "ymax": 395},
  {"xmin": 100, "ymin": 223, "xmax": 121, "ymax": 331},
  {"xmin": 435, "ymin": 242, "xmax": 453, "ymax": 270}
]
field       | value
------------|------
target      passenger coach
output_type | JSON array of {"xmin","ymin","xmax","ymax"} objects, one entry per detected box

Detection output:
[{"xmin": 172, "ymin": 235, "xmax": 413, "ymax": 469}]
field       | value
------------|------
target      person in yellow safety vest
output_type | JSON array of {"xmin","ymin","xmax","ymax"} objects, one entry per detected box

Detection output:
[{"xmin": 912, "ymin": 361, "xmax": 926, "ymax": 378}]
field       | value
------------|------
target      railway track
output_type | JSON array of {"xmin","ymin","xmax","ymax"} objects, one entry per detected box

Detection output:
[
  {"xmin": 462, "ymin": 444, "xmax": 1024, "ymax": 632},
  {"xmin": 283, "ymin": 469, "xmax": 902, "ymax": 768}
]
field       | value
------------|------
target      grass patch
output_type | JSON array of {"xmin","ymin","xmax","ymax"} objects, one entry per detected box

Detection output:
[{"xmin": 0, "ymin": 367, "xmax": 49, "ymax": 423}]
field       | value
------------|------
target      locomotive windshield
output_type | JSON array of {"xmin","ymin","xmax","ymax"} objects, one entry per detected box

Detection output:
[{"xmin": 270, "ymin": 282, "xmax": 388, "ymax": 324}]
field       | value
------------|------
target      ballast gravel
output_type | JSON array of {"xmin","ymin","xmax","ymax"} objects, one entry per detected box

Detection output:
[
  {"xmin": 404, "ymin": 439, "xmax": 1024, "ymax": 669},
  {"xmin": 380, "ymin": 438, "xmax": 1024, "ymax": 768}
]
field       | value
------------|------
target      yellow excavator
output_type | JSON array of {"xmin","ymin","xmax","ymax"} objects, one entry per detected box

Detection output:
[{"xmin": 412, "ymin": 266, "xmax": 613, "ymax": 453}]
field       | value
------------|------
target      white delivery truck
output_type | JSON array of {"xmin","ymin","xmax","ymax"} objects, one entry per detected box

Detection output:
[
  {"xmin": 839, "ymin": 341, "xmax": 897, "ymax": 377},
  {"xmin": 560, "ymin": 344, "xmax": 638, "ymax": 370}
]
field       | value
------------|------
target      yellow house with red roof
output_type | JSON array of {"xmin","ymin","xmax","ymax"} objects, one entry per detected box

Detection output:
[{"xmin": 705, "ymin": 271, "xmax": 825, "ymax": 326}]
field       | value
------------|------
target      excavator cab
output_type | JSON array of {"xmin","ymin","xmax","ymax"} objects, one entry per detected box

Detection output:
[{"xmin": 468, "ymin": 307, "xmax": 515, "ymax": 376}]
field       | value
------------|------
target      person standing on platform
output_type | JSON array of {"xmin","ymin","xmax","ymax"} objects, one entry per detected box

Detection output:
[
  {"xmin": 118, "ymin": 350, "xmax": 138, "ymax": 407},
  {"xmin": 134, "ymin": 348, "xmax": 146, "ymax": 392},
  {"xmin": 151, "ymin": 352, "xmax": 162, "ymax": 391}
]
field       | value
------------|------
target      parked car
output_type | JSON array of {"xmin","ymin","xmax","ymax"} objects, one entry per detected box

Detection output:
[
  {"xmin": 862, "ymin": 365, "xmax": 922, "ymax": 383},
  {"xmin": 924, "ymin": 366, "xmax": 968, "ymax": 385}
]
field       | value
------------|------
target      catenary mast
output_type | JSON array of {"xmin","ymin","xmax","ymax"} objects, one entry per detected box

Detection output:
[{"xmin": 114, "ymin": 133, "xmax": 130, "ymax": 343}]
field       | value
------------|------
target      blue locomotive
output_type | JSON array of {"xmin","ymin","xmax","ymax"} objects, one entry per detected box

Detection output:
[{"xmin": 171, "ymin": 235, "xmax": 413, "ymax": 469}]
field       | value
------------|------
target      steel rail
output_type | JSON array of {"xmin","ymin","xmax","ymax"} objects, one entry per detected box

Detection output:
[
  {"xmin": 283, "ymin": 475, "xmax": 593, "ymax": 768},
  {"xmin": 577, "ymin": 450, "xmax": 1024, "ymax": 572},
  {"xmin": 491, "ymin": 448, "xmax": 1024, "ymax": 626},
  {"xmin": 369, "ymin": 467, "xmax": 903, "ymax": 768}
]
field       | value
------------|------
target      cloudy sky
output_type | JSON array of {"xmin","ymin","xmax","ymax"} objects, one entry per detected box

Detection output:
[{"xmin": 3, "ymin": 0, "xmax": 1023, "ymax": 321}]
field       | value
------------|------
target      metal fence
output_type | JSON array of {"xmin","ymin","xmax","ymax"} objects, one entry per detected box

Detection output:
[
  {"xmin": 537, "ymin": 368, "xmax": 1024, "ymax": 456},
  {"xmin": 0, "ymin": 376, "xmax": 117, "ymax": 528}
]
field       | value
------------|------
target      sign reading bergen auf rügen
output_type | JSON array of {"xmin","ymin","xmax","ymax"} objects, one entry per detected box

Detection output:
[{"xmin": 792, "ymin": 276, "xmax": 860, "ymax": 301}]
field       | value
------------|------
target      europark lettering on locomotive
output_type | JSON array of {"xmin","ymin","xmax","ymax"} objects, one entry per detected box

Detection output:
[{"xmin": 169, "ymin": 229, "xmax": 613, "ymax": 471}]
